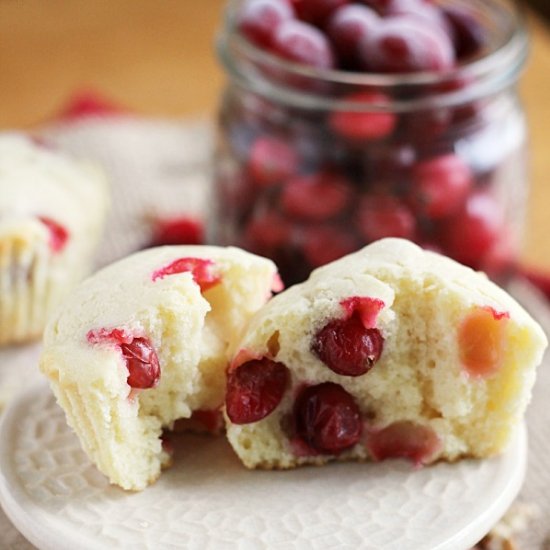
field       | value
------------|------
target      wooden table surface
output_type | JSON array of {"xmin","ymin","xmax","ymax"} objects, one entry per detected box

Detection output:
[{"xmin": 0, "ymin": 0, "xmax": 548, "ymax": 269}]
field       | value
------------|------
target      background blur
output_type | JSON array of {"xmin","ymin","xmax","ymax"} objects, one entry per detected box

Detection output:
[{"xmin": 0, "ymin": 0, "xmax": 548, "ymax": 268}]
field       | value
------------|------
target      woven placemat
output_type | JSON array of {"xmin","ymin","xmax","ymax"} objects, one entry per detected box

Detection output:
[{"xmin": 0, "ymin": 117, "xmax": 548, "ymax": 549}]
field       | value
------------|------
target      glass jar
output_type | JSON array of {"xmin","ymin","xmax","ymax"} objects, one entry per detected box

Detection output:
[{"xmin": 212, "ymin": 0, "xmax": 529, "ymax": 286}]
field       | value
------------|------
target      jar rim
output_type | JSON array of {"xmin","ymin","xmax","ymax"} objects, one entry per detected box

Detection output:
[{"xmin": 217, "ymin": 0, "xmax": 529, "ymax": 111}]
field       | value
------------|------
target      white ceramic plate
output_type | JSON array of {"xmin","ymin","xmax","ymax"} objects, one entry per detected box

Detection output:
[{"xmin": 0, "ymin": 383, "xmax": 526, "ymax": 550}]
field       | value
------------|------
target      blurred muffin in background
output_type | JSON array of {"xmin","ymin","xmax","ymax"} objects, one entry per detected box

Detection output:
[{"xmin": 0, "ymin": 133, "xmax": 109, "ymax": 346}]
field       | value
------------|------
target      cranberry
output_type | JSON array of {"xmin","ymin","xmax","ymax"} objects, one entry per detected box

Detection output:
[
  {"xmin": 312, "ymin": 311, "xmax": 384, "ymax": 376},
  {"xmin": 369, "ymin": 144, "xmax": 416, "ymax": 179},
  {"xmin": 442, "ymin": 5, "xmax": 486, "ymax": 60},
  {"xmin": 38, "ymin": 216, "xmax": 69, "ymax": 253},
  {"xmin": 360, "ymin": 18, "xmax": 455, "ymax": 73},
  {"xmin": 356, "ymin": 195, "xmax": 416, "ymax": 242},
  {"xmin": 248, "ymin": 136, "xmax": 298, "ymax": 188},
  {"xmin": 384, "ymin": 0, "xmax": 450, "ymax": 37},
  {"xmin": 441, "ymin": 191, "xmax": 503, "ymax": 268},
  {"xmin": 87, "ymin": 329, "xmax": 161, "ymax": 389},
  {"xmin": 226, "ymin": 358, "xmax": 290, "ymax": 424},
  {"xmin": 327, "ymin": 4, "xmax": 378, "ymax": 67},
  {"xmin": 149, "ymin": 216, "xmax": 204, "ymax": 246},
  {"xmin": 152, "ymin": 257, "xmax": 222, "ymax": 292},
  {"xmin": 281, "ymin": 171, "xmax": 353, "ymax": 222},
  {"xmin": 410, "ymin": 155, "xmax": 472, "ymax": 219},
  {"xmin": 458, "ymin": 306, "xmax": 508, "ymax": 378},
  {"xmin": 238, "ymin": 0, "xmax": 295, "ymax": 48},
  {"xmin": 293, "ymin": 382, "xmax": 362, "ymax": 454},
  {"xmin": 302, "ymin": 224, "xmax": 358, "ymax": 267},
  {"xmin": 400, "ymin": 108, "xmax": 452, "ymax": 143},
  {"xmin": 358, "ymin": 0, "xmax": 393, "ymax": 13},
  {"xmin": 244, "ymin": 210, "xmax": 294, "ymax": 252},
  {"xmin": 292, "ymin": 0, "xmax": 349, "ymax": 26},
  {"xmin": 271, "ymin": 19, "xmax": 335, "ymax": 69},
  {"xmin": 329, "ymin": 92, "xmax": 397, "ymax": 143},
  {"xmin": 367, "ymin": 421, "xmax": 441, "ymax": 466}
]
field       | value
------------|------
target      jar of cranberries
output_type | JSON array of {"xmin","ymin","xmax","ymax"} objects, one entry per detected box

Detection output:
[{"xmin": 212, "ymin": 0, "xmax": 529, "ymax": 285}]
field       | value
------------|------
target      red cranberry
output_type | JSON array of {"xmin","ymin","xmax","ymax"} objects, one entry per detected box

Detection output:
[
  {"xmin": 87, "ymin": 329, "xmax": 161, "ymax": 389},
  {"xmin": 292, "ymin": 0, "xmax": 349, "ymax": 26},
  {"xmin": 38, "ymin": 216, "xmax": 69, "ymax": 253},
  {"xmin": 410, "ymin": 154, "xmax": 473, "ymax": 219},
  {"xmin": 121, "ymin": 338, "xmax": 162, "ymax": 389},
  {"xmin": 312, "ymin": 311, "xmax": 384, "ymax": 376},
  {"xmin": 360, "ymin": 18, "xmax": 455, "ymax": 73},
  {"xmin": 293, "ymin": 382, "xmax": 362, "ymax": 454},
  {"xmin": 150, "ymin": 217, "xmax": 204, "ymax": 246},
  {"xmin": 329, "ymin": 92, "xmax": 397, "ymax": 143},
  {"xmin": 367, "ymin": 421, "xmax": 441, "ymax": 466},
  {"xmin": 226, "ymin": 358, "xmax": 290, "ymax": 424},
  {"xmin": 327, "ymin": 4, "xmax": 378, "ymax": 67},
  {"xmin": 238, "ymin": 0, "xmax": 295, "ymax": 48},
  {"xmin": 152, "ymin": 257, "xmax": 222, "ymax": 292},
  {"xmin": 441, "ymin": 191, "xmax": 503, "ymax": 268},
  {"xmin": 401, "ymin": 108, "xmax": 452, "ymax": 143},
  {"xmin": 356, "ymin": 195, "xmax": 416, "ymax": 242},
  {"xmin": 302, "ymin": 224, "xmax": 358, "ymax": 267},
  {"xmin": 281, "ymin": 171, "xmax": 353, "ymax": 222},
  {"xmin": 244, "ymin": 211, "xmax": 295, "ymax": 253},
  {"xmin": 358, "ymin": 0, "xmax": 393, "ymax": 13},
  {"xmin": 248, "ymin": 136, "xmax": 298, "ymax": 188},
  {"xmin": 272, "ymin": 19, "xmax": 335, "ymax": 69},
  {"xmin": 442, "ymin": 5, "xmax": 486, "ymax": 60}
]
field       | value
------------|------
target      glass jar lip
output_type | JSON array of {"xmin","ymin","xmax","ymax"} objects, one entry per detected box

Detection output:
[{"xmin": 218, "ymin": 0, "xmax": 529, "ymax": 111}]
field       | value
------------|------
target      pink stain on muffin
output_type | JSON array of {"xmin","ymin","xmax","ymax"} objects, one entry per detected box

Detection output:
[
  {"xmin": 38, "ymin": 216, "xmax": 69, "ymax": 253},
  {"xmin": 152, "ymin": 257, "xmax": 222, "ymax": 292}
]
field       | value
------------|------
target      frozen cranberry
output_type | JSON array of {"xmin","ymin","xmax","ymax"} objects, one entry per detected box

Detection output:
[
  {"xmin": 312, "ymin": 311, "xmax": 384, "ymax": 376},
  {"xmin": 226, "ymin": 358, "xmax": 290, "ymax": 424},
  {"xmin": 358, "ymin": 0, "xmax": 393, "ymax": 13},
  {"xmin": 441, "ymin": 191, "xmax": 503, "ymax": 268},
  {"xmin": 152, "ymin": 257, "xmax": 222, "ymax": 292},
  {"xmin": 443, "ymin": 5, "xmax": 486, "ymax": 60},
  {"xmin": 384, "ymin": 0, "xmax": 450, "ymax": 37},
  {"xmin": 149, "ymin": 217, "xmax": 204, "ymax": 246},
  {"xmin": 356, "ymin": 195, "xmax": 416, "ymax": 242},
  {"xmin": 458, "ymin": 306, "xmax": 508, "ymax": 378},
  {"xmin": 400, "ymin": 107, "xmax": 452, "ymax": 143},
  {"xmin": 281, "ymin": 171, "xmax": 353, "ymax": 222},
  {"xmin": 244, "ymin": 211, "xmax": 294, "ymax": 252},
  {"xmin": 38, "ymin": 216, "xmax": 69, "ymax": 253},
  {"xmin": 238, "ymin": 0, "xmax": 295, "ymax": 48},
  {"xmin": 361, "ymin": 18, "xmax": 455, "ymax": 73},
  {"xmin": 367, "ymin": 421, "xmax": 441, "ymax": 466},
  {"xmin": 248, "ymin": 136, "xmax": 298, "ymax": 188},
  {"xmin": 370, "ymin": 144, "xmax": 416, "ymax": 179},
  {"xmin": 410, "ymin": 155, "xmax": 473, "ymax": 219},
  {"xmin": 292, "ymin": 0, "xmax": 349, "ymax": 26},
  {"xmin": 329, "ymin": 92, "xmax": 397, "ymax": 143},
  {"xmin": 302, "ymin": 225, "xmax": 358, "ymax": 267},
  {"xmin": 272, "ymin": 20, "xmax": 335, "ymax": 69},
  {"xmin": 327, "ymin": 4, "xmax": 378, "ymax": 67},
  {"xmin": 87, "ymin": 329, "xmax": 161, "ymax": 389},
  {"xmin": 293, "ymin": 382, "xmax": 362, "ymax": 454}
]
